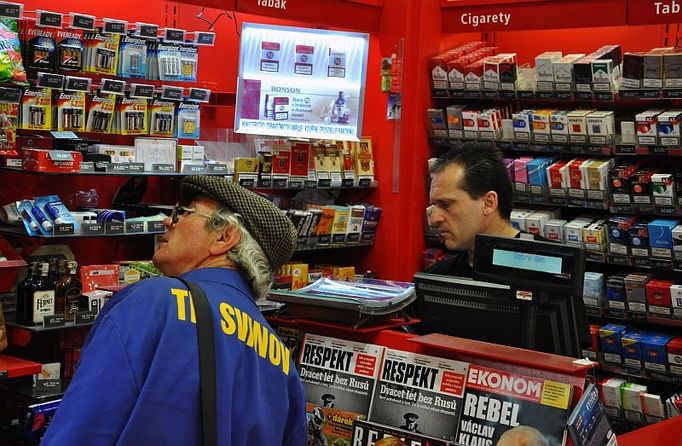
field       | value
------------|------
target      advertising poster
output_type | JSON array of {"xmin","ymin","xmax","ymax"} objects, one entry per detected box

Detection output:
[{"xmin": 235, "ymin": 23, "xmax": 369, "ymax": 141}]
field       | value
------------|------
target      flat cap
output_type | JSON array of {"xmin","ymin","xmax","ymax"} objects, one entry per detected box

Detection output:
[
  {"xmin": 321, "ymin": 394, "xmax": 335, "ymax": 401},
  {"xmin": 403, "ymin": 413, "xmax": 419, "ymax": 421},
  {"xmin": 181, "ymin": 175, "xmax": 296, "ymax": 270}
]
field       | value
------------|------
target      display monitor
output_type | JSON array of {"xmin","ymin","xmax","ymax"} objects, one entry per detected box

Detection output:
[
  {"xmin": 234, "ymin": 22, "xmax": 370, "ymax": 141},
  {"xmin": 414, "ymin": 235, "xmax": 588, "ymax": 357}
]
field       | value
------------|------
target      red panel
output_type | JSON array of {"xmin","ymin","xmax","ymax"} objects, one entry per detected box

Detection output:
[
  {"xmin": 176, "ymin": 0, "xmax": 237, "ymax": 9},
  {"xmin": 0, "ymin": 354, "xmax": 42, "ymax": 378},
  {"xmin": 236, "ymin": 0, "xmax": 383, "ymax": 31},
  {"xmin": 409, "ymin": 333, "xmax": 594, "ymax": 376},
  {"xmin": 628, "ymin": 0, "xmax": 682, "ymax": 25},
  {"xmin": 441, "ymin": 0, "xmax": 627, "ymax": 32},
  {"xmin": 619, "ymin": 415, "xmax": 682, "ymax": 445}
]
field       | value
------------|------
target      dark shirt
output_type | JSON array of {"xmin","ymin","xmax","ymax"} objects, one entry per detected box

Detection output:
[{"xmin": 425, "ymin": 231, "xmax": 545, "ymax": 277}]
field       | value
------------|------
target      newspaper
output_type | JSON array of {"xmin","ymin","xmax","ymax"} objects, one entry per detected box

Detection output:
[
  {"xmin": 299, "ymin": 333, "xmax": 385, "ymax": 445},
  {"xmin": 352, "ymin": 419, "xmax": 454, "ymax": 446},
  {"xmin": 368, "ymin": 349, "xmax": 469, "ymax": 442},
  {"xmin": 567, "ymin": 383, "xmax": 617, "ymax": 446},
  {"xmin": 457, "ymin": 364, "xmax": 573, "ymax": 446}
]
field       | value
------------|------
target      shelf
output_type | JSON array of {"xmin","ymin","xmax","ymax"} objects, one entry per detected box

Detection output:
[
  {"xmin": 585, "ymin": 253, "xmax": 682, "ymax": 272},
  {"xmin": 0, "ymin": 167, "xmax": 230, "ymax": 177},
  {"xmin": 6, "ymin": 319, "xmax": 95, "ymax": 333},
  {"xmin": 587, "ymin": 307, "xmax": 682, "ymax": 329},
  {"xmin": 294, "ymin": 240, "xmax": 374, "ymax": 252},
  {"xmin": 600, "ymin": 363, "xmax": 682, "ymax": 386},
  {"xmin": 433, "ymin": 88, "xmax": 682, "ymax": 103},
  {"xmin": 0, "ymin": 354, "xmax": 42, "ymax": 379},
  {"xmin": 0, "ymin": 225, "xmax": 165, "ymax": 238}
]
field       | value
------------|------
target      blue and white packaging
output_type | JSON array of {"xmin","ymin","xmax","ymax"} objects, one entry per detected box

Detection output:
[
  {"xmin": 648, "ymin": 218, "xmax": 679, "ymax": 258},
  {"xmin": 643, "ymin": 333, "xmax": 674, "ymax": 372},
  {"xmin": 175, "ymin": 102, "xmax": 200, "ymax": 139}
]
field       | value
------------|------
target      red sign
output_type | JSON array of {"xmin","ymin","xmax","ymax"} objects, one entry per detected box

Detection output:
[
  {"xmin": 627, "ymin": 0, "xmax": 682, "ymax": 25},
  {"xmin": 441, "ymin": 0, "xmax": 627, "ymax": 33},
  {"xmin": 236, "ymin": 0, "xmax": 382, "ymax": 31}
]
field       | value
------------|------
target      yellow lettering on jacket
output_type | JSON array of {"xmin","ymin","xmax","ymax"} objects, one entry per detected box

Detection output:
[{"xmin": 172, "ymin": 289, "xmax": 290, "ymax": 375}]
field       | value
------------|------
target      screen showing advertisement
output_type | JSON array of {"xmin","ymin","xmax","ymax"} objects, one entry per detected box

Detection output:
[
  {"xmin": 235, "ymin": 23, "xmax": 369, "ymax": 141},
  {"xmin": 492, "ymin": 249, "xmax": 563, "ymax": 275}
]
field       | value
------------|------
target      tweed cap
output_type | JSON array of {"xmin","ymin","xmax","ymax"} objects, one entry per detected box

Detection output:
[{"xmin": 181, "ymin": 175, "xmax": 296, "ymax": 269}]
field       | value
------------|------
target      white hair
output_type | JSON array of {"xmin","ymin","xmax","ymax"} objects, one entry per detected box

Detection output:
[{"xmin": 206, "ymin": 207, "xmax": 272, "ymax": 300}]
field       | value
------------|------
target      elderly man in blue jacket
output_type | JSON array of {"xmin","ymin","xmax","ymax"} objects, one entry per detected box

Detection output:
[{"xmin": 43, "ymin": 175, "xmax": 307, "ymax": 445}]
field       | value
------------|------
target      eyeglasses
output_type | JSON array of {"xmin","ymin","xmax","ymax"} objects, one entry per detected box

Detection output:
[{"xmin": 169, "ymin": 202, "xmax": 215, "ymax": 225}]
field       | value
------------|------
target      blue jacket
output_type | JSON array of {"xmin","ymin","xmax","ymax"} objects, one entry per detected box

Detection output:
[{"xmin": 43, "ymin": 268, "xmax": 307, "ymax": 445}]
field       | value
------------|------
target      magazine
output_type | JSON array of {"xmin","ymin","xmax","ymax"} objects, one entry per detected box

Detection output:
[
  {"xmin": 368, "ymin": 349, "xmax": 469, "ymax": 442},
  {"xmin": 299, "ymin": 333, "xmax": 385, "ymax": 445},
  {"xmin": 352, "ymin": 419, "xmax": 455, "ymax": 446},
  {"xmin": 457, "ymin": 364, "xmax": 573, "ymax": 446},
  {"xmin": 567, "ymin": 383, "xmax": 618, "ymax": 446}
]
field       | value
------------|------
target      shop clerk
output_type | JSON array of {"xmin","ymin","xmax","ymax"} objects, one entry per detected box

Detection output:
[
  {"xmin": 425, "ymin": 142, "xmax": 536, "ymax": 277},
  {"xmin": 43, "ymin": 176, "xmax": 307, "ymax": 446}
]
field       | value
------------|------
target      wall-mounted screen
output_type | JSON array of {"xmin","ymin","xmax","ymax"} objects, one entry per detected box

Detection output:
[{"xmin": 234, "ymin": 22, "xmax": 369, "ymax": 141}]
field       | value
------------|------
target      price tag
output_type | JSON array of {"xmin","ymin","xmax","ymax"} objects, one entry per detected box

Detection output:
[
  {"xmin": 131, "ymin": 84, "xmax": 155, "ymax": 99},
  {"xmin": 288, "ymin": 180, "xmax": 304, "ymax": 189},
  {"xmin": 105, "ymin": 221, "xmax": 125, "ymax": 234},
  {"xmin": 108, "ymin": 164, "xmax": 130, "ymax": 173},
  {"xmin": 148, "ymin": 220, "xmax": 166, "ymax": 232},
  {"xmin": 305, "ymin": 180, "xmax": 317, "ymax": 188},
  {"xmin": 54, "ymin": 223, "xmax": 75, "ymax": 236},
  {"xmin": 188, "ymin": 88, "xmax": 211, "ymax": 103},
  {"xmin": 332, "ymin": 234, "xmax": 346, "ymax": 244},
  {"xmin": 161, "ymin": 85, "xmax": 184, "ymax": 101},
  {"xmin": 195, "ymin": 31, "xmax": 216, "ymax": 46},
  {"xmin": 152, "ymin": 163, "xmax": 175, "ymax": 173},
  {"xmin": 36, "ymin": 379, "xmax": 61, "ymax": 391},
  {"xmin": 182, "ymin": 164, "xmax": 205, "ymax": 174},
  {"xmin": 358, "ymin": 178, "xmax": 372, "ymax": 188},
  {"xmin": 651, "ymin": 145, "xmax": 669, "ymax": 155},
  {"xmin": 81, "ymin": 222, "xmax": 103, "ymax": 234},
  {"xmin": 518, "ymin": 91, "xmax": 535, "ymax": 99},
  {"xmin": 207, "ymin": 164, "xmax": 228, "ymax": 174},
  {"xmin": 76, "ymin": 311, "xmax": 97, "ymax": 324},
  {"xmin": 43, "ymin": 314, "xmax": 65, "ymax": 328},
  {"xmin": 70, "ymin": 13, "xmax": 95, "ymax": 30},
  {"xmin": 575, "ymin": 92, "xmax": 593, "ymax": 101},
  {"xmin": 463, "ymin": 91, "xmax": 482, "ymax": 99},
  {"xmin": 555, "ymin": 91, "xmax": 572, "ymax": 100},
  {"xmin": 317, "ymin": 178, "xmax": 331, "ymax": 188},
  {"xmin": 450, "ymin": 90, "xmax": 466, "ymax": 99},
  {"xmin": 65, "ymin": 76, "xmax": 91, "ymax": 92},
  {"xmin": 0, "ymin": 2, "xmax": 22, "ymax": 19},
  {"xmin": 482, "ymin": 90, "xmax": 498, "ymax": 99},
  {"xmin": 101, "ymin": 78, "xmax": 126, "ymax": 95},
  {"xmin": 164, "ymin": 28, "xmax": 186, "ymax": 43},
  {"xmin": 79, "ymin": 162, "xmax": 95, "ymax": 173},
  {"xmin": 361, "ymin": 232, "xmax": 375, "ymax": 243},
  {"xmin": 128, "ymin": 163, "xmax": 144, "ymax": 172},
  {"xmin": 594, "ymin": 92, "xmax": 614, "ymax": 101},
  {"xmin": 125, "ymin": 221, "xmax": 144, "ymax": 233},
  {"xmin": 536, "ymin": 91, "xmax": 555, "ymax": 100},
  {"xmin": 37, "ymin": 73, "xmax": 64, "ymax": 89},
  {"xmin": 663, "ymin": 90, "xmax": 682, "ymax": 99},
  {"xmin": 341, "ymin": 178, "xmax": 354, "ymax": 188},
  {"xmin": 0, "ymin": 87, "xmax": 21, "ymax": 103},
  {"xmin": 257, "ymin": 178, "xmax": 272, "ymax": 188},
  {"xmin": 239, "ymin": 178, "xmax": 255, "ymax": 188},
  {"xmin": 272, "ymin": 178, "xmax": 288, "ymax": 188},
  {"xmin": 37, "ymin": 10, "xmax": 63, "ymax": 28},
  {"xmin": 318, "ymin": 234, "xmax": 331, "ymax": 245},
  {"xmin": 103, "ymin": 18, "xmax": 128, "ymax": 35},
  {"xmin": 499, "ymin": 90, "xmax": 516, "ymax": 99},
  {"xmin": 136, "ymin": 22, "xmax": 158, "ymax": 39}
]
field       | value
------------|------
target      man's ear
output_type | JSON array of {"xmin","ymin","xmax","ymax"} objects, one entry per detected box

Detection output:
[
  {"xmin": 209, "ymin": 224, "xmax": 241, "ymax": 256},
  {"xmin": 481, "ymin": 190, "xmax": 499, "ymax": 216}
]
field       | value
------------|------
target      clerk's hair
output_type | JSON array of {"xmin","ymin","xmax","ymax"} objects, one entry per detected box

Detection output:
[
  {"xmin": 205, "ymin": 207, "xmax": 272, "ymax": 300},
  {"xmin": 429, "ymin": 142, "xmax": 513, "ymax": 220}
]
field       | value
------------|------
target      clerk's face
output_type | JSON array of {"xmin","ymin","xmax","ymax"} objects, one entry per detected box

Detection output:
[
  {"xmin": 429, "ymin": 164, "xmax": 486, "ymax": 252},
  {"xmin": 153, "ymin": 197, "xmax": 220, "ymax": 276}
]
